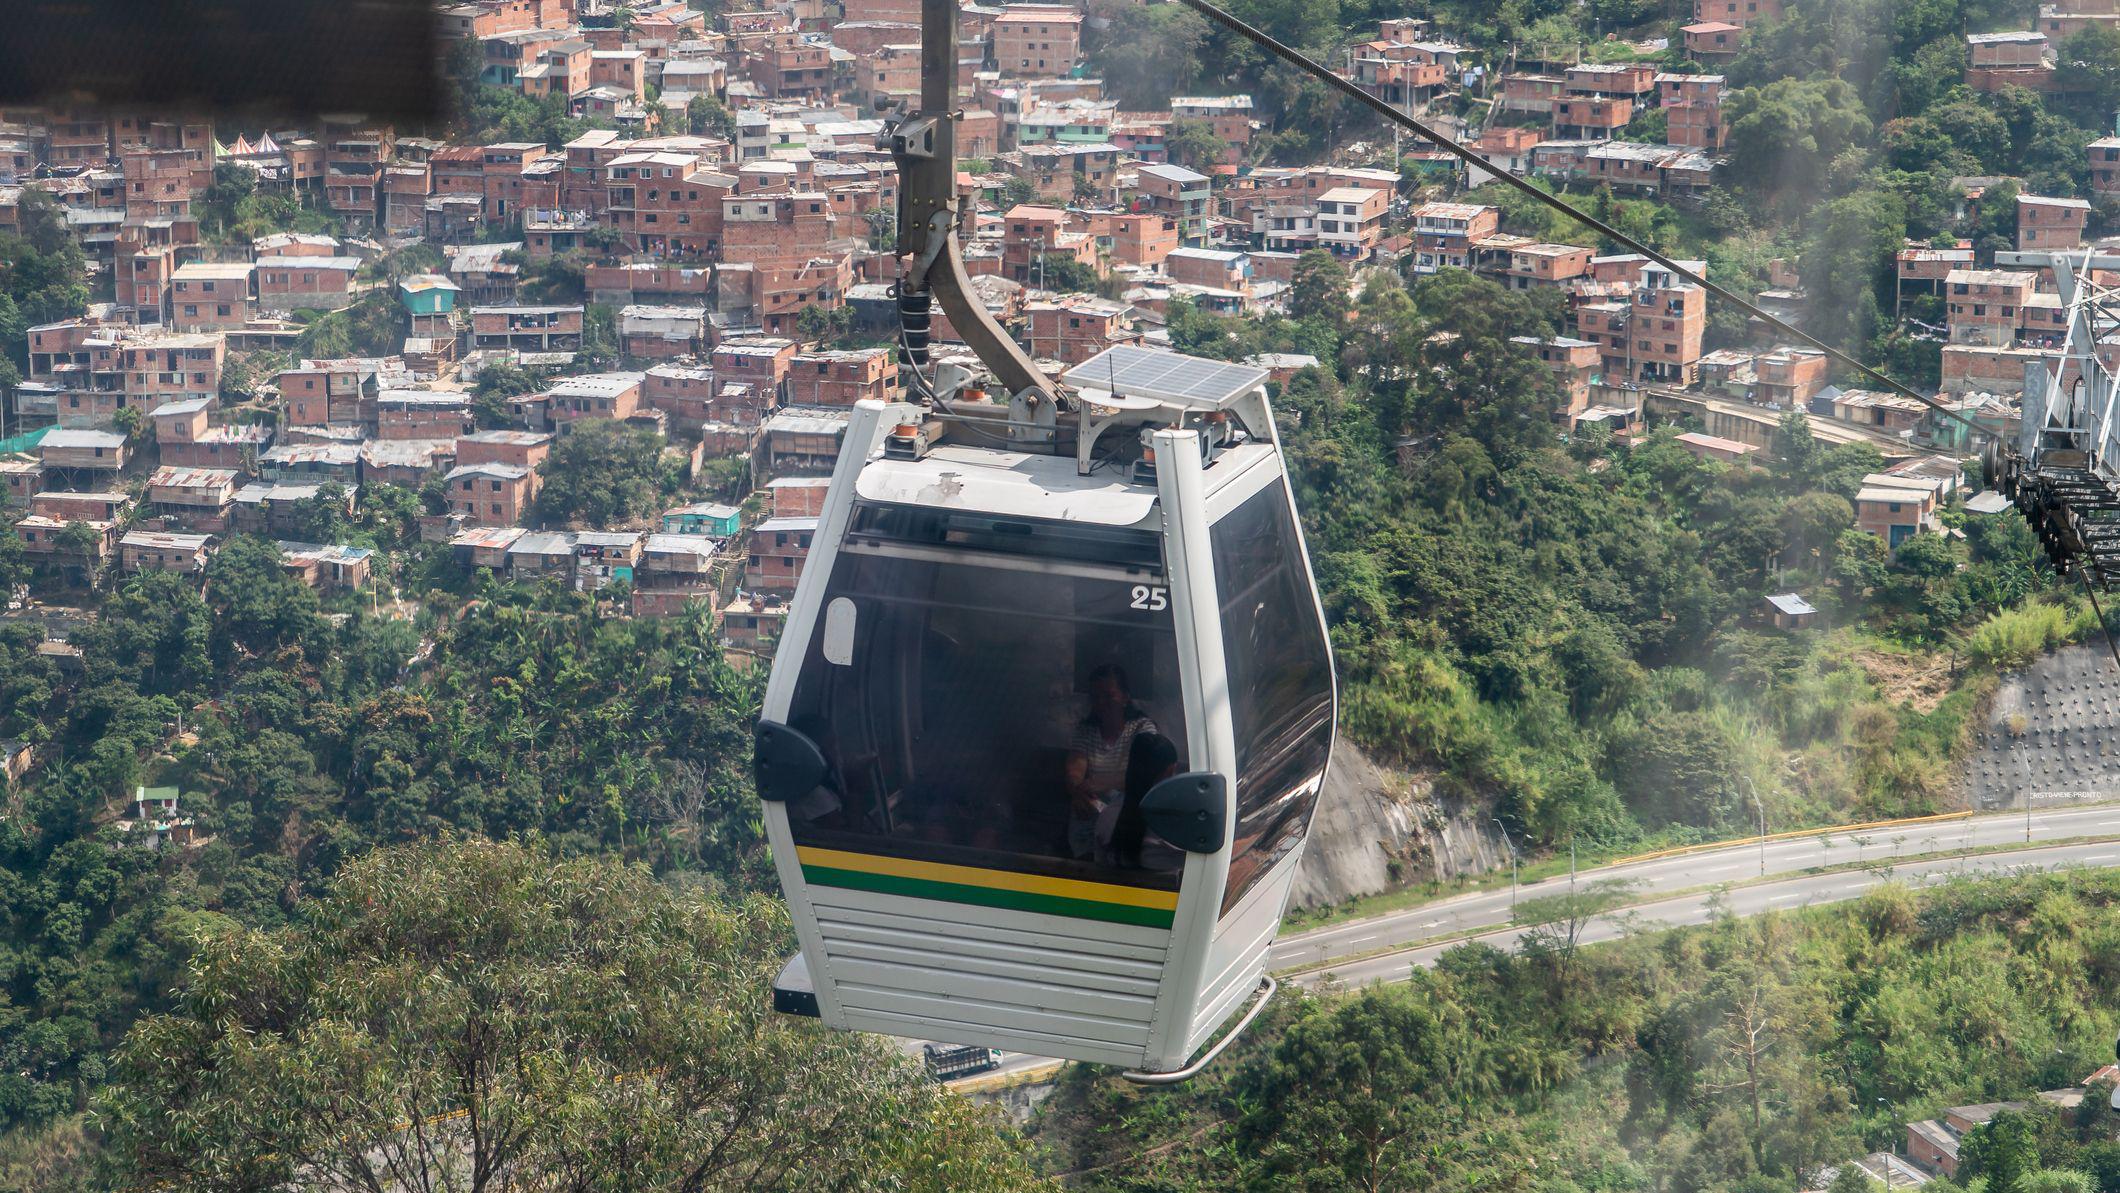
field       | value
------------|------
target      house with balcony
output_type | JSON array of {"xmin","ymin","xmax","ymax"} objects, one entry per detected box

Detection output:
[
  {"xmin": 1412, "ymin": 202, "xmax": 1500, "ymax": 274},
  {"xmin": 1314, "ymin": 186, "xmax": 1390, "ymax": 262},
  {"xmin": 1136, "ymin": 163, "xmax": 1212, "ymax": 247}
]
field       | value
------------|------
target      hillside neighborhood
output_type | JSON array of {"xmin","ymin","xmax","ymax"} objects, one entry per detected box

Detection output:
[{"xmin": 0, "ymin": 0, "xmax": 2113, "ymax": 650}]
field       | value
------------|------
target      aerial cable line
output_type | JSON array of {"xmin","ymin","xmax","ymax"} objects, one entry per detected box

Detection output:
[{"xmin": 1169, "ymin": 0, "xmax": 1996, "ymax": 443}]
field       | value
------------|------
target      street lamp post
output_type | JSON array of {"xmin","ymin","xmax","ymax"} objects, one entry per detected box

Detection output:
[
  {"xmin": 1492, "ymin": 817, "xmax": 1518, "ymax": 914},
  {"xmin": 1743, "ymin": 777, "xmax": 1766, "ymax": 877}
]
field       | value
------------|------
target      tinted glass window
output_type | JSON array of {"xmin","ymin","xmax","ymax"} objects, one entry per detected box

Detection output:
[
  {"xmin": 1211, "ymin": 482, "xmax": 1334, "ymax": 914},
  {"xmin": 784, "ymin": 513, "xmax": 1189, "ymax": 890}
]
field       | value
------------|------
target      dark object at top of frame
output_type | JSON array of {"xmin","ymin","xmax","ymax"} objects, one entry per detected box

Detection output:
[{"xmin": 1, "ymin": 0, "xmax": 441, "ymax": 123}]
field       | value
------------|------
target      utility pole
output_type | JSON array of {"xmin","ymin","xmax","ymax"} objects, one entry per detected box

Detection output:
[
  {"xmin": 1750, "ymin": 780, "xmax": 1767, "ymax": 877},
  {"xmin": 1492, "ymin": 817, "xmax": 1518, "ymax": 914}
]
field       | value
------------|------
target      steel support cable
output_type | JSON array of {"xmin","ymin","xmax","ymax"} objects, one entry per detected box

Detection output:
[
  {"xmin": 1169, "ymin": 0, "xmax": 1996, "ymax": 443},
  {"xmin": 2080, "ymin": 566, "xmax": 2120, "ymax": 671}
]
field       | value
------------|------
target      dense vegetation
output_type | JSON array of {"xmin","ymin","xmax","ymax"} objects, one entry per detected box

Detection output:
[
  {"xmin": 0, "ymin": 544, "xmax": 768, "ymax": 1155},
  {"xmin": 99, "ymin": 837, "xmax": 1040, "ymax": 1192},
  {"xmin": 3, "ymin": 0, "xmax": 2115, "ymax": 1179},
  {"xmin": 1171, "ymin": 260, "xmax": 2058, "ymax": 851},
  {"xmin": 1031, "ymin": 868, "xmax": 2120, "ymax": 1192},
  {"xmin": 534, "ymin": 420, "xmax": 688, "ymax": 527},
  {"xmin": 0, "ymin": 191, "xmax": 89, "ymax": 394}
]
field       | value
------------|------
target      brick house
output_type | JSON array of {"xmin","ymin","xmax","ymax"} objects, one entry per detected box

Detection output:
[
  {"xmin": 1945, "ymin": 268, "xmax": 2038, "ymax": 346},
  {"xmin": 642, "ymin": 365, "xmax": 719, "ymax": 432},
  {"xmin": 159, "ymin": 424, "xmax": 272, "ymax": 471},
  {"xmin": 254, "ymin": 255, "xmax": 360, "ymax": 312},
  {"xmin": 712, "ymin": 338, "xmax": 798, "ymax": 407},
  {"xmin": 120, "ymin": 531, "xmax": 214, "ymax": 574},
  {"xmin": 1553, "ymin": 95, "xmax": 1633, "ymax": 141},
  {"xmin": 446, "ymin": 462, "xmax": 536, "ymax": 526},
  {"xmin": 1314, "ymin": 186, "xmax": 1391, "ymax": 261},
  {"xmin": 469, "ymin": 305, "xmax": 584, "ymax": 352},
  {"xmin": 2018, "ymin": 193, "xmax": 2088, "ymax": 250},
  {"xmin": 168, "ymin": 264, "xmax": 255, "ymax": 332},
  {"xmin": 2092, "ymin": 136, "xmax": 2120, "ymax": 198},
  {"xmin": 375, "ymin": 391, "xmax": 475, "ymax": 440},
  {"xmin": 1855, "ymin": 473, "xmax": 1943, "ymax": 548},
  {"xmin": 1107, "ymin": 213, "xmax": 1179, "ymax": 269},
  {"xmin": 0, "ymin": 458, "xmax": 43, "ymax": 505},
  {"xmin": 1024, "ymin": 298, "xmax": 1139, "ymax": 365},
  {"xmin": 619, "ymin": 305, "xmax": 709, "ymax": 358},
  {"xmin": 745, "ymin": 515, "xmax": 817, "ymax": 592},
  {"xmin": 145, "ymin": 466, "xmax": 239, "ymax": 533},
  {"xmin": 1512, "ymin": 335, "xmax": 1602, "ymax": 421},
  {"xmin": 1755, "ymin": 347, "xmax": 1831, "ymax": 407},
  {"xmin": 992, "ymin": 4, "xmax": 1082, "ymax": 77},
  {"xmin": 41, "ymin": 429, "xmax": 129, "ymax": 474},
  {"xmin": 455, "ymin": 429, "xmax": 553, "ymax": 472},
  {"xmin": 783, "ymin": 349, "xmax": 900, "ymax": 406},
  {"xmin": 1136, "ymin": 163, "xmax": 1213, "ymax": 246},
  {"xmin": 546, "ymin": 372, "xmax": 646, "ymax": 425},
  {"xmin": 1412, "ymin": 202, "xmax": 1500, "ymax": 274}
]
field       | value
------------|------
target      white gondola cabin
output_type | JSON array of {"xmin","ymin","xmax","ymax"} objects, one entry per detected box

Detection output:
[{"xmin": 755, "ymin": 345, "xmax": 1336, "ymax": 1075}]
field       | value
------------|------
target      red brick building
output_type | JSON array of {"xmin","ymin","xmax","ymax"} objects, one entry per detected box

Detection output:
[
  {"xmin": 744, "ymin": 515, "xmax": 817, "ymax": 592},
  {"xmin": 1412, "ymin": 202, "xmax": 1500, "ymax": 274},
  {"xmin": 783, "ymin": 349, "xmax": 900, "ymax": 406},
  {"xmin": 2018, "ymin": 193, "xmax": 2088, "ymax": 250},
  {"xmin": 992, "ymin": 4, "xmax": 1083, "ymax": 77},
  {"xmin": 446, "ymin": 462, "xmax": 536, "ymax": 526}
]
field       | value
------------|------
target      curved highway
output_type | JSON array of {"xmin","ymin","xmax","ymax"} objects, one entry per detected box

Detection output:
[
  {"xmin": 1297, "ymin": 835, "xmax": 2120, "ymax": 986},
  {"xmin": 1267, "ymin": 803, "xmax": 2120, "ymax": 973},
  {"xmin": 945, "ymin": 805, "xmax": 2120, "ymax": 1084}
]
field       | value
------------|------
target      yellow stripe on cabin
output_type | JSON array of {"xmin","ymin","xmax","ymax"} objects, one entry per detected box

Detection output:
[{"xmin": 794, "ymin": 847, "xmax": 1181, "ymax": 911}]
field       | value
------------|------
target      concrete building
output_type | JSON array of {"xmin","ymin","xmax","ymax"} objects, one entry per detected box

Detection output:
[
  {"xmin": 446, "ymin": 462, "xmax": 536, "ymax": 526},
  {"xmin": 1412, "ymin": 202, "xmax": 1500, "ymax": 274},
  {"xmin": 992, "ymin": 4, "xmax": 1082, "ymax": 77}
]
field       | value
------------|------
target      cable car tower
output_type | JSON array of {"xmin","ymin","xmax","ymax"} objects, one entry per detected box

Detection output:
[
  {"xmin": 1986, "ymin": 249, "xmax": 2120, "ymax": 582},
  {"xmin": 752, "ymin": 0, "xmax": 1336, "ymax": 1078}
]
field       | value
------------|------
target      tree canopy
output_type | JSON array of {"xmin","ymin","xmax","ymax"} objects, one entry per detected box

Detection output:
[
  {"xmin": 102, "ymin": 837, "xmax": 1044, "ymax": 1192},
  {"xmin": 534, "ymin": 421, "xmax": 683, "ymax": 527}
]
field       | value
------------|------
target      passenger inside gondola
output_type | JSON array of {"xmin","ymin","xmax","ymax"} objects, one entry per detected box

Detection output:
[
  {"xmin": 1103, "ymin": 730, "xmax": 1185, "ymax": 873},
  {"xmin": 783, "ymin": 510, "xmax": 1192, "ymax": 886},
  {"xmin": 1063, "ymin": 664, "xmax": 1158, "ymax": 860}
]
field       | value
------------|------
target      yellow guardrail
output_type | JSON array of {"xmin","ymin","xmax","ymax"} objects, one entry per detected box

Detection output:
[
  {"xmin": 1607, "ymin": 809, "xmax": 1976, "ymax": 868},
  {"xmin": 949, "ymin": 1059, "xmax": 1067, "ymax": 1093}
]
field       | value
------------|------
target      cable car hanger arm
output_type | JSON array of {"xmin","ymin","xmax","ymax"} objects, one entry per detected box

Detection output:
[
  {"xmin": 889, "ymin": 0, "xmax": 1056, "ymax": 410},
  {"xmin": 1168, "ymin": 0, "xmax": 1994, "ymax": 444}
]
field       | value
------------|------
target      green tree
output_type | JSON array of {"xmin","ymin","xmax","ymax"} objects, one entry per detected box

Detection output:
[
  {"xmin": 685, "ymin": 94, "xmax": 736, "ymax": 138},
  {"xmin": 534, "ymin": 421, "xmax": 679, "ymax": 527},
  {"xmin": 295, "ymin": 290, "xmax": 406, "ymax": 359},
  {"xmin": 1799, "ymin": 188, "xmax": 1905, "ymax": 352},
  {"xmin": 1165, "ymin": 118, "xmax": 1226, "ymax": 172},
  {"xmin": 2019, "ymin": 1171, "xmax": 2098, "ymax": 1193},
  {"xmin": 1234, "ymin": 987, "xmax": 1475, "ymax": 1192},
  {"xmin": 2054, "ymin": 26, "xmax": 2120, "ymax": 121},
  {"xmin": 1083, "ymin": 3, "xmax": 1209, "ymax": 108},
  {"xmin": 1723, "ymin": 79, "xmax": 1874, "ymax": 211},
  {"xmin": 1288, "ymin": 248, "xmax": 1351, "ymax": 326},
  {"xmin": 101, "ymin": 838, "xmax": 1044, "ymax": 1191},
  {"xmin": 1963, "ymin": 1109, "xmax": 2045, "ymax": 1193},
  {"xmin": 1827, "ymin": 1163, "xmax": 1881, "ymax": 1192}
]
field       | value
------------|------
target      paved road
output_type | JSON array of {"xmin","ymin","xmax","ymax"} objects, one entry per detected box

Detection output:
[
  {"xmin": 1266, "ymin": 803, "xmax": 2120, "ymax": 972},
  {"xmin": 1298, "ymin": 836, "xmax": 2120, "ymax": 987},
  {"xmin": 935, "ymin": 805, "xmax": 2120, "ymax": 1084}
]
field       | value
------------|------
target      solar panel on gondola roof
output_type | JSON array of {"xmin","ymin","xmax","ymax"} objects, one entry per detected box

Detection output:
[{"xmin": 1063, "ymin": 345, "xmax": 1270, "ymax": 409}]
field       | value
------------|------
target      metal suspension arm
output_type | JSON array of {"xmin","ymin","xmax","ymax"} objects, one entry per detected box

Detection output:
[{"xmin": 890, "ymin": 0, "xmax": 1053, "ymax": 406}]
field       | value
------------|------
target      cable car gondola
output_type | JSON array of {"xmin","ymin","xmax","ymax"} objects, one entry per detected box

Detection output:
[
  {"xmin": 755, "ymin": 344, "xmax": 1336, "ymax": 1076},
  {"xmin": 751, "ymin": 0, "xmax": 1334, "ymax": 1079}
]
